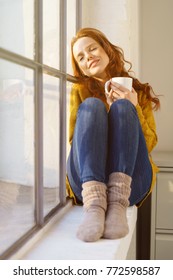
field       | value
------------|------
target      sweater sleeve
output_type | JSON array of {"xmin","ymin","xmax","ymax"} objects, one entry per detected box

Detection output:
[{"xmin": 136, "ymin": 95, "xmax": 158, "ymax": 153}]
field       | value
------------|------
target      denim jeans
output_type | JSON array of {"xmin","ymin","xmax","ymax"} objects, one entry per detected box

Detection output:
[{"xmin": 67, "ymin": 97, "xmax": 152, "ymax": 206}]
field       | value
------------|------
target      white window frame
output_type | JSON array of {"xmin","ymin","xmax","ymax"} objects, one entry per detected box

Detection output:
[{"xmin": 0, "ymin": 0, "xmax": 82, "ymax": 259}]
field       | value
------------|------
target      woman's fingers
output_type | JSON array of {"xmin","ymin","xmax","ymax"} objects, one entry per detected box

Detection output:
[
  {"xmin": 112, "ymin": 90, "xmax": 127, "ymax": 99},
  {"xmin": 110, "ymin": 82, "xmax": 129, "ymax": 93},
  {"xmin": 105, "ymin": 81, "xmax": 138, "ymax": 107}
]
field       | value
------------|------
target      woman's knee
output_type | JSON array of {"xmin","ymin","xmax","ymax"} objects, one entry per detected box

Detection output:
[
  {"xmin": 79, "ymin": 97, "xmax": 107, "ymax": 118},
  {"xmin": 79, "ymin": 97, "xmax": 107, "ymax": 116},
  {"xmin": 111, "ymin": 99, "xmax": 132, "ymax": 109},
  {"xmin": 110, "ymin": 99, "xmax": 136, "ymax": 117}
]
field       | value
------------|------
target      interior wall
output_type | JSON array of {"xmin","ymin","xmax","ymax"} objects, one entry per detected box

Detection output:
[
  {"xmin": 140, "ymin": 0, "xmax": 173, "ymax": 151},
  {"xmin": 82, "ymin": 0, "xmax": 140, "ymax": 76}
]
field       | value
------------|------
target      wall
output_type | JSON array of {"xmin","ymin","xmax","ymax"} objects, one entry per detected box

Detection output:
[
  {"xmin": 82, "ymin": 0, "xmax": 140, "ymax": 75},
  {"xmin": 140, "ymin": 0, "xmax": 173, "ymax": 151}
]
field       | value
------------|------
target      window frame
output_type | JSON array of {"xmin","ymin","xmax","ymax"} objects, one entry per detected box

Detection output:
[{"xmin": 0, "ymin": 0, "xmax": 82, "ymax": 259}]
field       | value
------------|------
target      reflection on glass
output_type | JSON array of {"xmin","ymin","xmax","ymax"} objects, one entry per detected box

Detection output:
[
  {"xmin": 66, "ymin": 0, "xmax": 76, "ymax": 157},
  {"xmin": 67, "ymin": 0, "xmax": 77, "ymax": 74},
  {"xmin": 43, "ymin": 74, "xmax": 60, "ymax": 216},
  {"xmin": 66, "ymin": 81, "xmax": 73, "ymax": 158},
  {"xmin": 0, "ymin": 59, "xmax": 35, "ymax": 255},
  {"xmin": 0, "ymin": 0, "xmax": 34, "ymax": 59},
  {"xmin": 43, "ymin": 0, "xmax": 60, "ymax": 68}
]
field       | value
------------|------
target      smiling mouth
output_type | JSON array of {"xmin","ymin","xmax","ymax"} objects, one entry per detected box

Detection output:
[{"xmin": 89, "ymin": 59, "xmax": 100, "ymax": 68}]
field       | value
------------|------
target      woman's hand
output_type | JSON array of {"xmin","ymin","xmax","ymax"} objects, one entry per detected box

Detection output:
[{"xmin": 105, "ymin": 81, "xmax": 138, "ymax": 107}]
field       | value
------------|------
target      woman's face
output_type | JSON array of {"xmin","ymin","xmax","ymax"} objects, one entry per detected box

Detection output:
[{"xmin": 73, "ymin": 37, "xmax": 109, "ymax": 81}]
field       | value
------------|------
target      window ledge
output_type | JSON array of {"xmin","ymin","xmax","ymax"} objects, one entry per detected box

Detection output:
[{"xmin": 10, "ymin": 201, "xmax": 137, "ymax": 260}]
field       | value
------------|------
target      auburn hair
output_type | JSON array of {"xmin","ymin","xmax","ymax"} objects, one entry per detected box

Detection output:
[{"xmin": 71, "ymin": 27, "xmax": 160, "ymax": 110}]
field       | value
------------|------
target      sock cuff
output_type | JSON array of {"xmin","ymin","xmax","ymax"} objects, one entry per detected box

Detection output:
[
  {"xmin": 82, "ymin": 181, "xmax": 107, "ymax": 211},
  {"xmin": 108, "ymin": 172, "xmax": 132, "ymax": 187}
]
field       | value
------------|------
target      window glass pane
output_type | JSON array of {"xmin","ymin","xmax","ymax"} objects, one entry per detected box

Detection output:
[
  {"xmin": 0, "ymin": 59, "xmax": 35, "ymax": 254},
  {"xmin": 0, "ymin": 0, "xmax": 34, "ymax": 59},
  {"xmin": 43, "ymin": 74, "xmax": 60, "ymax": 216},
  {"xmin": 66, "ymin": 0, "xmax": 77, "ymax": 157},
  {"xmin": 43, "ymin": 0, "xmax": 60, "ymax": 69},
  {"xmin": 67, "ymin": 0, "xmax": 77, "ymax": 74},
  {"xmin": 66, "ymin": 81, "xmax": 73, "ymax": 161}
]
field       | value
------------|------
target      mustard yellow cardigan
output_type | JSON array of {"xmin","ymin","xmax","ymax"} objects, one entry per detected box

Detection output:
[{"xmin": 66, "ymin": 83, "xmax": 159, "ymax": 206}]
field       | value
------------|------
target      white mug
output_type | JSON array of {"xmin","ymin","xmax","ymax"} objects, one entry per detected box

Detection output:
[{"xmin": 105, "ymin": 77, "xmax": 132, "ymax": 93}]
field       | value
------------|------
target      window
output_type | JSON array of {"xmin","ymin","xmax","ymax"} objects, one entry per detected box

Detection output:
[{"xmin": 0, "ymin": 0, "xmax": 81, "ymax": 259}]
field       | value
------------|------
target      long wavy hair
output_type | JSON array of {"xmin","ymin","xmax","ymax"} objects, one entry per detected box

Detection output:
[{"xmin": 71, "ymin": 27, "xmax": 160, "ymax": 110}]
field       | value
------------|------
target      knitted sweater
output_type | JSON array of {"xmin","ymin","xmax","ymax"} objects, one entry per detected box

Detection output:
[{"xmin": 66, "ymin": 83, "xmax": 159, "ymax": 206}]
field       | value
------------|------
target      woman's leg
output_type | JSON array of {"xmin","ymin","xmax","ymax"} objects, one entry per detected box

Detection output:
[
  {"xmin": 67, "ymin": 97, "xmax": 108, "ymax": 241},
  {"xmin": 104, "ymin": 99, "xmax": 152, "ymax": 239},
  {"xmin": 67, "ymin": 97, "xmax": 108, "ymax": 201},
  {"xmin": 107, "ymin": 99, "xmax": 152, "ymax": 205}
]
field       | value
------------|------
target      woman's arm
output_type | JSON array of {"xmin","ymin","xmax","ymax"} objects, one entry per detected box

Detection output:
[{"xmin": 136, "ymin": 95, "xmax": 158, "ymax": 153}]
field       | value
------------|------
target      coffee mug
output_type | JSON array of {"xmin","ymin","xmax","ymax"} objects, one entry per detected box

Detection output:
[{"xmin": 105, "ymin": 77, "xmax": 132, "ymax": 94}]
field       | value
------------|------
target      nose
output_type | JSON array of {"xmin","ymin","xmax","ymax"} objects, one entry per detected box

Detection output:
[{"xmin": 86, "ymin": 51, "xmax": 93, "ymax": 60}]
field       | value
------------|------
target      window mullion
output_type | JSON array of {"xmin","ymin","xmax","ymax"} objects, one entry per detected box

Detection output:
[
  {"xmin": 76, "ymin": 0, "xmax": 82, "ymax": 31},
  {"xmin": 59, "ymin": 0, "xmax": 67, "ymax": 205},
  {"xmin": 34, "ymin": 0, "xmax": 44, "ymax": 225}
]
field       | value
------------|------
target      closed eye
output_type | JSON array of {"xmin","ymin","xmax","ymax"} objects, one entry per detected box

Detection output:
[
  {"xmin": 90, "ymin": 47, "xmax": 97, "ymax": 51},
  {"xmin": 79, "ymin": 56, "xmax": 84, "ymax": 61}
]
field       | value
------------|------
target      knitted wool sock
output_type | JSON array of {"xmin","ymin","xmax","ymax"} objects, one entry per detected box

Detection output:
[
  {"xmin": 77, "ymin": 181, "xmax": 107, "ymax": 242},
  {"xmin": 103, "ymin": 172, "xmax": 132, "ymax": 239}
]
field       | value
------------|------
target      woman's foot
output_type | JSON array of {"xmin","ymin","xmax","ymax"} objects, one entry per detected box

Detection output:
[{"xmin": 77, "ymin": 181, "xmax": 107, "ymax": 242}]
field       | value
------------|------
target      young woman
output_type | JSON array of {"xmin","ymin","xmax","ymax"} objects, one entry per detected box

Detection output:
[{"xmin": 66, "ymin": 27, "xmax": 160, "ymax": 242}]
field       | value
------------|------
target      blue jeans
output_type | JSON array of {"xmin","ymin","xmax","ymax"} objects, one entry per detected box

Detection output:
[{"xmin": 67, "ymin": 97, "xmax": 152, "ymax": 206}]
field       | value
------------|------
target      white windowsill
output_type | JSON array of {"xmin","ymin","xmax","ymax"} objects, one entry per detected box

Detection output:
[{"xmin": 10, "ymin": 200, "xmax": 137, "ymax": 260}]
